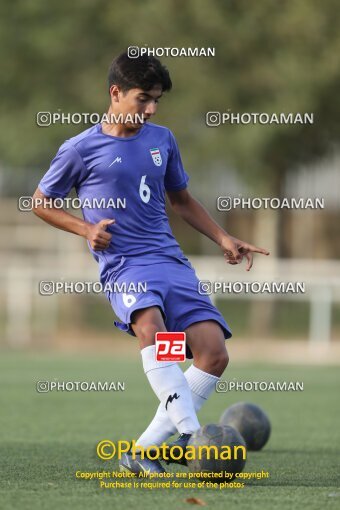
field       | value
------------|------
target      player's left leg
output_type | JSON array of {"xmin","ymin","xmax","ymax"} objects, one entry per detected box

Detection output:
[{"xmin": 136, "ymin": 320, "xmax": 228, "ymax": 456}]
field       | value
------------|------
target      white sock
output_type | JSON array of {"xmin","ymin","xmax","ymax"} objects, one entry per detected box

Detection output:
[
  {"xmin": 140, "ymin": 345, "xmax": 200, "ymax": 436},
  {"xmin": 137, "ymin": 364, "xmax": 219, "ymax": 447}
]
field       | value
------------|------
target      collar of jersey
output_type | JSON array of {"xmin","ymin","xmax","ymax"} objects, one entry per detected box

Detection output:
[{"xmin": 96, "ymin": 122, "xmax": 147, "ymax": 141}]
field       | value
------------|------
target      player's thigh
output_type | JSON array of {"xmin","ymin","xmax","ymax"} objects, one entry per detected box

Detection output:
[
  {"xmin": 185, "ymin": 320, "xmax": 229, "ymax": 365},
  {"xmin": 131, "ymin": 306, "xmax": 167, "ymax": 349}
]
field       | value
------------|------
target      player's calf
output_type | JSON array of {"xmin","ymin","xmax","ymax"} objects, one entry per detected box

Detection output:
[
  {"xmin": 186, "ymin": 321, "xmax": 229, "ymax": 377},
  {"xmin": 202, "ymin": 348, "xmax": 229, "ymax": 377}
]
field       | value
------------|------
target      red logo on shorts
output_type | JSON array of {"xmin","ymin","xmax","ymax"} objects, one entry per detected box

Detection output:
[{"xmin": 155, "ymin": 332, "xmax": 186, "ymax": 362}]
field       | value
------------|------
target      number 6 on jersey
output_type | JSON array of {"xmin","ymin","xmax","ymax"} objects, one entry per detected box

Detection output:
[{"xmin": 139, "ymin": 175, "xmax": 151, "ymax": 203}]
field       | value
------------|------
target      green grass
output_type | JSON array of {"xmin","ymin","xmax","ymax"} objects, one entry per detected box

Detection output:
[{"xmin": 0, "ymin": 352, "xmax": 340, "ymax": 509}]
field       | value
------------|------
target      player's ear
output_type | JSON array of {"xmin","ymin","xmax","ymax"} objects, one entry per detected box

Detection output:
[{"xmin": 109, "ymin": 84, "xmax": 121, "ymax": 103}]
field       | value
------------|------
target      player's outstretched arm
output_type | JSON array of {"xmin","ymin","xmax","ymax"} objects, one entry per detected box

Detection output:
[
  {"xmin": 167, "ymin": 188, "xmax": 269, "ymax": 270},
  {"xmin": 31, "ymin": 188, "xmax": 115, "ymax": 251}
]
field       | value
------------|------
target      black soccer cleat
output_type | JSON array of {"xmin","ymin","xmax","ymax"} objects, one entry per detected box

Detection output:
[
  {"xmin": 119, "ymin": 451, "xmax": 167, "ymax": 475},
  {"xmin": 162, "ymin": 433, "xmax": 192, "ymax": 466}
]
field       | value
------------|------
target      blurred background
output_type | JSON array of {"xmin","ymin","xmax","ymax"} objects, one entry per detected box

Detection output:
[{"xmin": 1, "ymin": 0, "xmax": 340, "ymax": 363}]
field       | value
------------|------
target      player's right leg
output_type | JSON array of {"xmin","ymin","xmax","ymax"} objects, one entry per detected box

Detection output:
[
  {"xmin": 120, "ymin": 306, "xmax": 201, "ymax": 474},
  {"xmin": 131, "ymin": 306, "xmax": 201, "ymax": 436}
]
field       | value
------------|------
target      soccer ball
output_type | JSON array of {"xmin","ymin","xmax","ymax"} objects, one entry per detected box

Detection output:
[
  {"xmin": 186, "ymin": 423, "xmax": 247, "ymax": 481},
  {"xmin": 220, "ymin": 402, "xmax": 271, "ymax": 451}
]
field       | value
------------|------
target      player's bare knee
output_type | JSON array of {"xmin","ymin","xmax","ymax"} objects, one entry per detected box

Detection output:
[
  {"xmin": 139, "ymin": 322, "xmax": 162, "ymax": 341},
  {"xmin": 131, "ymin": 306, "xmax": 166, "ymax": 348},
  {"xmin": 134, "ymin": 322, "xmax": 165, "ymax": 348}
]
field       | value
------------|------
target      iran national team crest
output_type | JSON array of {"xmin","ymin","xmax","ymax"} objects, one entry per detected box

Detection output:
[{"xmin": 150, "ymin": 148, "xmax": 162, "ymax": 166}]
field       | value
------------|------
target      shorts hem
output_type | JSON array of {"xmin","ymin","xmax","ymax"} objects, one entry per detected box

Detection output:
[
  {"xmin": 176, "ymin": 314, "xmax": 232, "ymax": 360},
  {"xmin": 176, "ymin": 314, "xmax": 232, "ymax": 340}
]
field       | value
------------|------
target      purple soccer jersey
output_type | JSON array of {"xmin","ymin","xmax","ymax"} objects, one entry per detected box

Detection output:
[{"xmin": 39, "ymin": 123, "xmax": 191, "ymax": 284}]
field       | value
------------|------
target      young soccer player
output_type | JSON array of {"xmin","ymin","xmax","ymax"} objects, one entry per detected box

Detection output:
[{"xmin": 33, "ymin": 51, "xmax": 269, "ymax": 474}]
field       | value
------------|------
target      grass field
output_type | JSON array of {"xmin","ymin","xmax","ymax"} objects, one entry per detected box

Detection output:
[{"xmin": 0, "ymin": 352, "xmax": 339, "ymax": 510}]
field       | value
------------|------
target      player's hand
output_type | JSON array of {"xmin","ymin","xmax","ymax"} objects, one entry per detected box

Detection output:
[
  {"xmin": 220, "ymin": 235, "xmax": 270, "ymax": 271},
  {"xmin": 85, "ymin": 219, "xmax": 115, "ymax": 251}
]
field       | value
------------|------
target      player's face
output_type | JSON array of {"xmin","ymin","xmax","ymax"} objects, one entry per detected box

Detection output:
[{"xmin": 113, "ymin": 85, "xmax": 163, "ymax": 129}]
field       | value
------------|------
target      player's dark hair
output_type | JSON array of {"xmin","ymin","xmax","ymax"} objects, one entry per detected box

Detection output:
[{"xmin": 108, "ymin": 51, "xmax": 172, "ymax": 93}]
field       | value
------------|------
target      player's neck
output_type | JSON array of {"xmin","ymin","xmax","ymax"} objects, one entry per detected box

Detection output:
[{"xmin": 101, "ymin": 107, "xmax": 143, "ymax": 138}]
